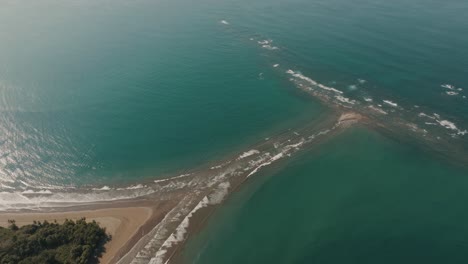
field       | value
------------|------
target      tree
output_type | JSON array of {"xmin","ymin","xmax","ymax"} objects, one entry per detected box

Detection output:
[{"xmin": 7, "ymin": 220, "xmax": 18, "ymax": 231}]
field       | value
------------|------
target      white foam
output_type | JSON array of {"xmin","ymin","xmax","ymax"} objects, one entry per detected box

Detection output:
[
  {"xmin": 446, "ymin": 91, "xmax": 459, "ymax": 96},
  {"xmin": 368, "ymin": 105, "xmax": 388, "ymax": 115},
  {"xmin": 208, "ymin": 182, "xmax": 230, "ymax": 204},
  {"xmin": 425, "ymin": 122, "xmax": 438, "ymax": 126},
  {"xmin": 317, "ymin": 129, "xmax": 331, "ymax": 136},
  {"xmin": 419, "ymin": 112, "xmax": 465, "ymax": 135},
  {"xmin": 150, "ymin": 196, "xmax": 210, "ymax": 264},
  {"xmin": 364, "ymin": 97, "xmax": 373, "ymax": 102},
  {"xmin": 437, "ymin": 120, "xmax": 458, "ymax": 130},
  {"xmin": 92, "ymin": 186, "xmax": 111, "ymax": 191},
  {"xmin": 0, "ymin": 188, "xmax": 157, "ymax": 211},
  {"xmin": 19, "ymin": 180, "xmax": 32, "ymax": 187},
  {"xmin": 0, "ymin": 184, "xmax": 15, "ymax": 190},
  {"xmin": 220, "ymin": 20, "xmax": 229, "ymax": 25},
  {"xmin": 418, "ymin": 112, "xmax": 436, "ymax": 119},
  {"xmin": 22, "ymin": 190, "xmax": 53, "ymax": 195},
  {"xmin": 247, "ymin": 153, "xmax": 284, "ymax": 178},
  {"xmin": 441, "ymin": 84, "xmax": 455, "ymax": 90},
  {"xmin": 154, "ymin": 174, "xmax": 191, "ymax": 184},
  {"xmin": 335, "ymin": 95, "xmax": 356, "ymax": 104},
  {"xmin": 286, "ymin": 70, "xmax": 343, "ymax": 94},
  {"xmin": 283, "ymin": 139, "xmax": 305, "ymax": 150},
  {"xmin": 383, "ymin": 100, "xmax": 398, "ymax": 107},
  {"xmin": 273, "ymin": 64, "xmax": 280, "ymax": 68},
  {"xmin": 358, "ymin": 79, "xmax": 367, "ymax": 84},
  {"xmin": 262, "ymin": 45, "xmax": 279, "ymax": 50},
  {"xmin": 238, "ymin": 150, "xmax": 260, "ymax": 160},
  {"xmin": 117, "ymin": 184, "xmax": 146, "ymax": 190},
  {"xmin": 257, "ymin": 39, "xmax": 271, "ymax": 45}
]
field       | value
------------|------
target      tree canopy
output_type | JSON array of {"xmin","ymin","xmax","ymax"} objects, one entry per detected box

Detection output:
[{"xmin": 0, "ymin": 218, "xmax": 110, "ymax": 264}]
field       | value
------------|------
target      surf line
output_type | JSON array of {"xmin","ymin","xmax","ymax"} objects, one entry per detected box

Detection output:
[{"xmin": 115, "ymin": 111, "xmax": 364, "ymax": 264}]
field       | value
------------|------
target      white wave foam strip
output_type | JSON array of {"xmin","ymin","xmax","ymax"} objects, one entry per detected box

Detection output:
[
  {"xmin": 209, "ymin": 160, "xmax": 233, "ymax": 170},
  {"xmin": 418, "ymin": 112, "xmax": 467, "ymax": 136},
  {"xmin": 22, "ymin": 190, "xmax": 53, "ymax": 195},
  {"xmin": 441, "ymin": 84, "xmax": 465, "ymax": 97},
  {"xmin": 335, "ymin": 95, "xmax": 356, "ymax": 105},
  {"xmin": 383, "ymin": 100, "xmax": 398, "ymax": 107},
  {"xmin": 208, "ymin": 182, "xmax": 230, "ymax": 205},
  {"xmin": 257, "ymin": 39, "xmax": 271, "ymax": 45},
  {"xmin": 245, "ymin": 137, "xmax": 311, "ymax": 178},
  {"xmin": 262, "ymin": 45, "xmax": 279, "ymax": 50},
  {"xmin": 238, "ymin": 149, "xmax": 260, "ymax": 160},
  {"xmin": 220, "ymin": 20, "xmax": 229, "ymax": 25},
  {"xmin": 117, "ymin": 184, "xmax": 146, "ymax": 191},
  {"xmin": 441, "ymin": 84, "xmax": 455, "ymax": 90},
  {"xmin": 446, "ymin": 91, "xmax": 459, "ymax": 96},
  {"xmin": 0, "ymin": 183, "xmax": 15, "ymax": 190},
  {"xmin": 206, "ymin": 169, "xmax": 233, "ymax": 188},
  {"xmin": 154, "ymin": 174, "xmax": 191, "ymax": 184},
  {"xmin": 92, "ymin": 186, "xmax": 111, "ymax": 191},
  {"xmin": 247, "ymin": 153, "xmax": 284, "ymax": 178},
  {"xmin": 368, "ymin": 105, "xmax": 388, "ymax": 115},
  {"xmin": 0, "ymin": 187, "xmax": 157, "ymax": 211},
  {"xmin": 273, "ymin": 64, "xmax": 280, "ymax": 68},
  {"xmin": 286, "ymin": 70, "xmax": 343, "ymax": 94},
  {"xmin": 283, "ymin": 138, "xmax": 306, "ymax": 151},
  {"xmin": 149, "ymin": 196, "xmax": 210, "ymax": 264}
]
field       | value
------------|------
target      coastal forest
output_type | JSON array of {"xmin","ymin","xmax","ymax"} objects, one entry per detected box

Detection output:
[{"xmin": 0, "ymin": 218, "xmax": 110, "ymax": 264}]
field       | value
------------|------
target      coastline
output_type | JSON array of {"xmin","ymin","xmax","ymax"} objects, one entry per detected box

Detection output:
[
  {"xmin": 0, "ymin": 111, "xmax": 359, "ymax": 264},
  {"xmin": 10, "ymin": 108, "xmax": 464, "ymax": 264},
  {"xmin": 0, "ymin": 199, "xmax": 179, "ymax": 264},
  {"xmin": 1, "ymin": 104, "xmax": 464, "ymax": 264}
]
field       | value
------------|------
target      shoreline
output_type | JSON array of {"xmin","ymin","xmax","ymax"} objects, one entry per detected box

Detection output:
[
  {"xmin": 0, "ymin": 199, "xmax": 179, "ymax": 264},
  {"xmin": 2, "ymin": 107, "xmax": 464, "ymax": 264},
  {"xmin": 0, "ymin": 111, "xmax": 357, "ymax": 264}
]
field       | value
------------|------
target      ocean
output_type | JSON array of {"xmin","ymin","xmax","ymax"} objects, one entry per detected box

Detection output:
[
  {"xmin": 181, "ymin": 127, "xmax": 468, "ymax": 263},
  {"xmin": 1, "ymin": 0, "xmax": 468, "ymax": 262}
]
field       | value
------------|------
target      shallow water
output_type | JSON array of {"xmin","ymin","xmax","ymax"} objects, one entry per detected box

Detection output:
[
  {"xmin": 181, "ymin": 127, "xmax": 468, "ymax": 264},
  {"xmin": 0, "ymin": 0, "xmax": 322, "ymax": 191},
  {"xmin": 1, "ymin": 0, "xmax": 468, "ymax": 262}
]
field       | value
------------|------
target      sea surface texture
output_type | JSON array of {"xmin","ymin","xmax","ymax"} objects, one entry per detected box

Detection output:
[{"xmin": 1, "ymin": 0, "xmax": 468, "ymax": 262}]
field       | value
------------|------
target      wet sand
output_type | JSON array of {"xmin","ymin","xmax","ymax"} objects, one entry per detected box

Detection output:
[
  {"xmin": 0, "ymin": 199, "xmax": 180, "ymax": 264},
  {"xmin": 0, "ymin": 112, "xmax": 364, "ymax": 264}
]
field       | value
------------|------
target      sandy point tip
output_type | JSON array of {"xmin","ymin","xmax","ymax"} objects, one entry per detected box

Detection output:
[{"xmin": 338, "ymin": 112, "xmax": 364, "ymax": 127}]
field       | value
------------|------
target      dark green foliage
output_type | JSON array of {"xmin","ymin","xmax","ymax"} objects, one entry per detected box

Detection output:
[
  {"xmin": 0, "ymin": 218, "xmax": 110, "ymax": 264},
  {"xmin": 7, "ymin": 220, "xmax": 18, "ymax": 232}
]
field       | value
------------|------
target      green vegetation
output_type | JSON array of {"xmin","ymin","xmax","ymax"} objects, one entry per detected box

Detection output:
[{"xmin": 0, "ymin": 218, "xmax": 110, "ymax": 264}]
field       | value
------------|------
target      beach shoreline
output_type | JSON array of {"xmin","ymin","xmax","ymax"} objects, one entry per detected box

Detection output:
[
  {"xmin": 0, "ymin": 112, "xmax": 367, "ymax": 264},
  {"xmin": 0, "ymin": 199, "xmax": 179, "ymax": 264}
]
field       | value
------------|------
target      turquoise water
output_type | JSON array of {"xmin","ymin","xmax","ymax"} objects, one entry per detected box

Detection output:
[
  {"xmin": 0, "ymin": 0, "xmax": 466, "ymax": 190},
  {"xmin": 1, "ymin": 0, "xmax": 468, "ymax": 262},
  {"xmin": 0, "ymin": 0, "xmax": 322, "ymax": 189},
  {"xmin": 182, "ymin": 127, "xmax": 468, "ymax": 263}
]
